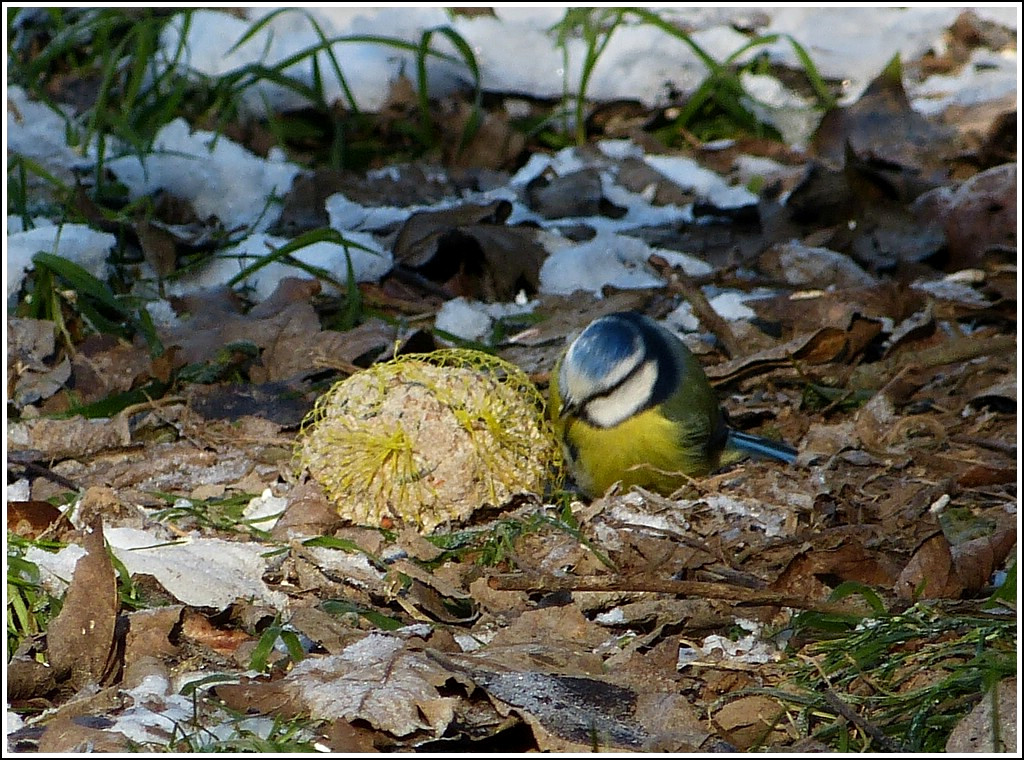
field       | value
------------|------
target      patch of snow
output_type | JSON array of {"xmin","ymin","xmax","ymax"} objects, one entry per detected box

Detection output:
[
  {"xmin": 911, "ymin": 47, "xmax": 1019, "ymax": 115},
  {"xmin": 708, "ymin": 291, "xmax": 757, "ymax": 321},
  {"xmin": 143, "ymin": 299, "xmax": 182, "ymax": 328},
  {"xmin": 759, "ymin": 7, "xmax": 965, "ymax": 101},
  {"xmin": 243, "ymin": 488, "xmax": 288, "ymax": 530},
  {"xmin": 105, "ymin": 118, "xmax": 301, "ymax": 234},
  {"xmin": 7, "ymin": 224, "xmax": 116, "ymax": 300},
  {"xmin": 693, "ymin": 619, "xmax": 783, "ymax": 665},
  {"xmin": 594, "ymin": 607, "xmax": 626, "ymax": 625},
  {"xmin": 597, "ymin": 139, "xmax": 646, "ymax": 161},
  {"xmin": 663, "ymin": 301, "xmax": 700, "ymax": 333},
  {"xmin": 644, "ymin": 154, "xmax": 758, "ymax": 209},
  {"xmin": 23, "ymin": 544, "xmax": 87, "ymax": 596},
  {"xmin": 104, "ymin": 527, "xmax": 288, "ymax": 609},
  {"xmin": 740, "ymin": 72, "xmax": 820, "ymax": 147},
  {"xmin": 7, "ymin": 216, "xmax": 55, "ymax": 234},
  {"xmin": 162, "ymin": 231, "xmax": 390, "ymax": 302},
  {"xmin": 6, "ymin": 86, "xmax": 88, "ymax": 181},
  {"xmin": 539, "ymin": 232, "xmax": 666, "ymax": 296},
  {"xmin": 6, "ymin": 479, "xmax": 32, "ymax": 502},
  {"xmin": 434, "ymin": 298, "xmax": 494, "ymax": 342},
  {"xmin": 325, "ymin": 193, "xmax": 419, "ymax": 232}
]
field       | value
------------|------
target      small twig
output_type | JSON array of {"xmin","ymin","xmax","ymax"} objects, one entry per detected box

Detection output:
[
  {"xmin": 119, "ymin": 394, "xmax": 186, "ymax": 418},
  {"xmin": 849, "ymin": 333, "xmax": 1015, "ymax": 391},
  {"xmin": 312, "ymin": 350, "xmax": 365, "ymax": 376},
  {"xmin": 950, "ymin": 434, "xmax": 1017, "ymax": 456},
  {"xmin": 13, "ymin": 461, "xmax": 81, "ymax": 492},
  {"xmin": 822, "ymin": 688, "xmax": 902, "ymax": 753},
  {"xmin": 649, "ymin": 254, "xmax": 743, "ymax": 358},
  {"xmin": 487, "ymin": 573, "xmax": 860, "ymax": 615}
]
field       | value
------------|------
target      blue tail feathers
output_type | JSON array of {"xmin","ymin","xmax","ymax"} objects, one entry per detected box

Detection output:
[{"xmin": 725, "ymin": 429, "xmax": 797, "ymax": 464}]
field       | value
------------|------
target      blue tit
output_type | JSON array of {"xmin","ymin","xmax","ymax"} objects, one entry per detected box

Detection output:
[{"xmin": 549, "ymin": 311, "xmax": 797, "ymax": 498}]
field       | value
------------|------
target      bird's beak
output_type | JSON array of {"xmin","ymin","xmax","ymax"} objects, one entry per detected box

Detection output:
[{"xmin": 558, "ymin": 396, "xmax": 580, "ymax": 420}]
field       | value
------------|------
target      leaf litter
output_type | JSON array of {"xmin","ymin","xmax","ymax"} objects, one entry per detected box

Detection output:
[{"xmin": 6, "ymin": 15, "xmax": 1018, "ymax": 754}]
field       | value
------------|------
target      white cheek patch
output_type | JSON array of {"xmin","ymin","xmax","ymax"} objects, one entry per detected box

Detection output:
[
  {"xmin": 584, "ymin": 360, "xmax": 659, "ymax": 428},
  {"xmin": 562, "ymin": 346, "xmax": 640, "ymax": 405}
]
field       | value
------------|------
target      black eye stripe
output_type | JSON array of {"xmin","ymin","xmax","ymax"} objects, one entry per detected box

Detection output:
[{"xmin": 570, "ymin": 313, "xmax": 682, "ymax": 427}]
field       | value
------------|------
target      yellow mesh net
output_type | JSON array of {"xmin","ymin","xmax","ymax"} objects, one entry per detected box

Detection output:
[{"xmin": 295, "ymin": 349, "xmax": 562, "ymax": 533}]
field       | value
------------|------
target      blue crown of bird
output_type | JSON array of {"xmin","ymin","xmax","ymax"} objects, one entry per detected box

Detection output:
[{"xmin": 549, "ymin": 311, "xmax": 796, "ymax": 497}]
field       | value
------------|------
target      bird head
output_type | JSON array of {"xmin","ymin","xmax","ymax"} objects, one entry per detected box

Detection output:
[{"xmin": 557, "ymin": 312, "xmax": 666, "ymax": 429}]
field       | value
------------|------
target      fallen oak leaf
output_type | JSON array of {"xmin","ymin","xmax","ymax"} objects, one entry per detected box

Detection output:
[
  {"xmin": 704, "ymin": 327, "xmax": 855, "ymax": 385},
  {"xmin": 950, "ymin": 526, "xmax": 1017, "ymax": 595},
  {"xmin": 714, "ymin": 695, "xmax": 788, "ymax": 750},
  {"xmin": 853, "ymin": 365, "xmax": 926, "ymax": 452},
  {"xmin": 214, "ymin": 633, "xmax": 455, "ymax": 738},
  {"xmin": 391, "ymin": 200, "xmax": 549, "ymax": 301},
  {"xmin": 895, "ymin": 534, "xmax": 965, "ymax": 601},
  {"xmin": 46, "ymin": 516, "xmax": 120, "ymax": 688},
  {"xmin": 425, "ymin": 648, "xmax": 712, "ymax": 752}
]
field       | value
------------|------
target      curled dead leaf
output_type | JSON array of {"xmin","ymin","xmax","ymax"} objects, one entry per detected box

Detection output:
[
  {"xmin": 46, "ymin": 517, "xmax": 120, "ymax": 688},
  {"xmin": 895, "ymin": 534, "xmax": 965, "ymax": 600},
  {"xmin": 950, "ymin": 527, "xmax": 1017, "ymax": 594},
  {"xmin": 391, "ymin": 200, "xmax": 548, "ymax": 301},
  {"xmin": 715, "ymin": 695, "xmax": 788, "ymax": 750}
]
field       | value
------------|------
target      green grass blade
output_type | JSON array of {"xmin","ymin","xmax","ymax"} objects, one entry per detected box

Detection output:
[
  {"xmin": 782, "ymin": 33, "xmax": 836, "ymax": 108},
  {"xmin": 32, "ymin": 252, "xmax": 126, "ymax": 315}
]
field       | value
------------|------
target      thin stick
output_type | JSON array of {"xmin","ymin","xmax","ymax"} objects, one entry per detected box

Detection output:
[
  {"xmin": 487, "ymin": 573, "xmax": 860, "ymax": 615},
  {"xmin": 822, "ymin": 688, "xmax": 901, "ymax": 753},
  {"xmin": 649, "ymin": 254, "xmax": 743, "ymax": 358}
]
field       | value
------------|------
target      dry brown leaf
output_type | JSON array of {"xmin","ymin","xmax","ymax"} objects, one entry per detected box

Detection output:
[
  {"xmin": 123, "ymin": 606, "xmax": 183, "ymax": 673},
  {"xmin": 895, "ymin": 534, "xmax": 965, "ymax": 600},
  {"xmin": 443, "ymin": 100, "xmax": 526, "ymax": 170},
  {"xmin": 797, "ymin": 420, "xmax": 859, "ymax": 461},
  {"xmin": 6, "ymin": 651, "xmax": 58, "ymax": 701},
  {"xmin": 940, "ymin": 163, "xmax": 1017, "ymax": 269},
  {"xmin": 759, "ymin": 241, "xmax": 878, "ymax": 289},
  {"xmin": 616, "ymin": 156, "xmax": 698, "ymax": 206},
  {"xmin": 8, "ymin": 414, "xmax": 132, "ymax": 462},
  {"xmin": 76, "ymin": 484, "xmax": 140, "ymax": 527},
  {"xmin": 217, "ymin": 634, "xmax": 455, "ymax": 738},
  {"xmin": 715, "ymin": 694, "xmax": 789, "ymax": 750},
  {"xmin": 271, "ymin": 480, "xmax": 343, "ymax": 541},
  {"xmin": 705, "ymin": 327, "xmax": 852, "ymax": 385},
  {"xmin": 69, "ymin": 334, "xmax": 155, "ymax": 405},
  {"xmin": 388, "ymin": 559, "xmax": 478, "ymax": 624},
  {"xmin": 180, "ymin": 610, "xmax": 253, "ymax": 657},
  {"xmin": 771, "ymin": 539, "xmax": 900, "ymax": 600},
  {"xmin": 937, "ymin": 92, "xmax": 1016, "ymax": 168},
  {"xmin": 485, "ymin": 605, "xmax": 610, "ymax": 662},
  {"xmin": 7, "ymin": 317, "xmax": 71, "ymax": 407},
  {"xmin": 161, "ymin": 278, "xmax": 336, "ymax": 384},
  {"xmin": 945, "ymin": 677, "xmax": 1017, "ymax": 753},
  {"xmin": 430, "ymin": 648, "xmax": 710, "ymax": 752},
  {"xmin": 949, "ymin": 527, "xmax": 1017, "ymax": 594},
  {"xmin": 320, "ymin": 719, "xmax": 382, "ymax": 753},
  {"xmin": 6, "ymin": 500, "xmax": 69, "ymax": 538},
  {"xmin": 967, "ymin": 378, "xmax": 1016, "ymax": 412},
  {"xmin": 287, "ymin": 607, "xmax": 365, "ymax": 656},
  {"xmin": 391, "ymin": 200, "xmax": 548, "ymax": 301},
  {"xmin": 957, "ymin": 464, "xmax": 1016, "ymax": 488},
  {"xmin": 526, "ymin": 167, "xmax": 617, "ymax": 219},
  {"xmin": 812, "ymin": 57, "xmax": 955, "ymax": 178},
  {"xmin": 37, "ymin": 715, "xmax": 132, "ymax": 753},
  {"xmin": 854, "ymin": 366, "xmax": 927, "ymax": 452},
  {"xmin": 135, "ymin": 217, "xmax": 179, "ymax": 277},
  {"xmin": 393, "ymin": 200, "xmax": 510, "ymax": 267},
  {"xmin": 46, "ymin": 516, "xmax": 120, "ymax": 688}
]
